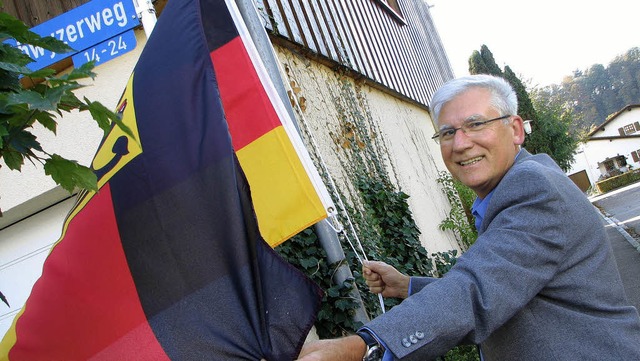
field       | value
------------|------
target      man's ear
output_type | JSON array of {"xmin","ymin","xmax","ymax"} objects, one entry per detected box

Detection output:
[{"xmin": 511, "ymin": 116, "xmax": 526, "ymax": 145}]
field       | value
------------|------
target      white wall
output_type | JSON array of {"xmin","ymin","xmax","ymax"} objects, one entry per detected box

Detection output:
[
  {"xmin": 0, "ymin": 198, "xmax": 75, "ymax": 336},
  {"xmin": 273, "ymin": 46, "xmax": 459, "ymax": 253},
  {"xmin": 595, "ymin": 108, "xmax": 640, "ymax": 137},
  {"xmin": 567, "ymin": 107, "xmax": 640, "ymax": 185}
]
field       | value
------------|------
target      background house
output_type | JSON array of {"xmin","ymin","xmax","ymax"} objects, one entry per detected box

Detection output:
[
  {"xmin": 567, "ymin": 104, "xmax": 640, "ymax": 191},
  {"xmin": 0, "ymin": 0, "xmax": 459, "ymax": 336}
]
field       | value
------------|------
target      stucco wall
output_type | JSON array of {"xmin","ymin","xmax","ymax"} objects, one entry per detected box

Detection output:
[
  {"xmin": 583, "ymin": 138, "xmax": 640, "ymax": 178},
  {"xmin": 272, "ymin": 45, "xmax": 459, "ymax": 253}
]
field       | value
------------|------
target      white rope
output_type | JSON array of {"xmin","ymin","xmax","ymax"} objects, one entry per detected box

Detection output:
[
  {"xmin": 326, "ymin": 214, "xmax": 385, "ymax": 313},
  {"xmin": 276, "ymin": 66, "xmax": 385, "ymax": 313}
]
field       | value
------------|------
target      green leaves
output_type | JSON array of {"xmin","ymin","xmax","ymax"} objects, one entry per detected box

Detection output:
[
  {"xmin": 44, "ymin": 154, "xmax": 98, "ymax": 193},
  {"xmin": 84, "ymin": 97, "xmax": 134, "ymax": 137},
  {"xmin": 0, "ymin": 12, "xmax": 74, "ymax": 54},
  {"xmin": 436, "ymin": 171, "xmax": 478, "ymax": 249},
  {"xmin": 8, "ymin": 89, "xmax": 57, "ymax": 111},
  {"xmin": 2, "ymin": 149, "xmax": 24, "ymax": 170},
  {"xmin": 0, "ymin": 11, "xmax": 122, "ymax": 200}
]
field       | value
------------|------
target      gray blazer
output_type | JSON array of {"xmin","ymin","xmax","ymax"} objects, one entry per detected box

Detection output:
[{"xmin": 366, "ymin": 150, "xmax": 640, "ymax": 360}]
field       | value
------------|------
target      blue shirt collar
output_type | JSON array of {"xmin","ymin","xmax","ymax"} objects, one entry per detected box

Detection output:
[
  {"xmin": 471, "ymin": 191, "xmax": 494, "ymax": 231},
  {"xmin": 471, "ymin": 148, "xmax": 523, "ymax": 231}
]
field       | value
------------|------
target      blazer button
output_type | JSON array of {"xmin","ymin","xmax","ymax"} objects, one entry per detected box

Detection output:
[
  {"xmin": 402, "ymin": 338, "xmax": 412, "ymax": 347},
  {"xmin": 409, "ymin": 334, "xmax": 418, "ymax": 344},
  {"xmin": 415, "ymin": 331, "xmax": 425, "ymax": 340}
]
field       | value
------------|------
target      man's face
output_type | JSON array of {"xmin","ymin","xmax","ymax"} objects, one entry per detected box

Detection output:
[{"xmin": 438, "ymin": 87, "xmax": 525, "ymax": 198}]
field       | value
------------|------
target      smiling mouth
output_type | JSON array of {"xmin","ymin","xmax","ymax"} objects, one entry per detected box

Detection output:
[{"xmin": 458, "ymin": 156, "xmax": 483, "ymax": 166}]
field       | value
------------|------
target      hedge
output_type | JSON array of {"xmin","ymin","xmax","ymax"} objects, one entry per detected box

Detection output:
[{"xmin": 596, "ymin": 169, "xmax": 640, "ymax": 193}]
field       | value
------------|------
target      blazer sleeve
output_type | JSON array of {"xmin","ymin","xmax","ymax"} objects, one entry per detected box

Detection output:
[
  {"xmin": 409, "ymin": 277, "xmax": 438, "ymax": 295},
  {"xmin": 364, "ymin": 159, "xmax": 582, "ymax": 360}
]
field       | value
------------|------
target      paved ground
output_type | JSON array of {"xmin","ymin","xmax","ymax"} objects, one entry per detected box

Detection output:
[
  {"xmin": 591, "ymin": 183, "xmax": 640, "ymax": 312},
  {"xmin": 602, "ymin": 220, "xmax": 640, "ymax": 311}
]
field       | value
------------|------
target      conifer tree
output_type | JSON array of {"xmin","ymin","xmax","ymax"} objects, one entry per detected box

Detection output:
[{"xmin": 467, "ymin": 45, "xmax": 578, "ymax": 171}]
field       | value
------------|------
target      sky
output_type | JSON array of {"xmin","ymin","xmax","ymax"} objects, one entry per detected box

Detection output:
[{"xmin": 427, "ymin": 0, "xmax": 640, "ymax": 87}]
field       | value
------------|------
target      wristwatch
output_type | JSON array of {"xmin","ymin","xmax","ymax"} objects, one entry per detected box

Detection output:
[{"xmin": 357, "ymin": 330, "xmax": 384, "ymax": 361}]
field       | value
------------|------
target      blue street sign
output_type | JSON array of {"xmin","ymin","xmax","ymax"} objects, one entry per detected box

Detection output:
[
  {"xmin": 6, "ymin": 0, "xmax": 140, "ymax": 71},
  {"xmin": 72, "ymin": 29, "xmax": 137, "ymax": 68}
]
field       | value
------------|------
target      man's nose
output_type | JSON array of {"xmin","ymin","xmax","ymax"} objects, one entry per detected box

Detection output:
[{"xmin": 451, "ymin": 129, "xmax": 473, "ymax": 150}]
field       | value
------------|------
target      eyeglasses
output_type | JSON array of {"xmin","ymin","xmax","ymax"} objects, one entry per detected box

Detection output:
[{"xmin": 431, "ymin": 115, "xmax": 511, "ymax": 144}]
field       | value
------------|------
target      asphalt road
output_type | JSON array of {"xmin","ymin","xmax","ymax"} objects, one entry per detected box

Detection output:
[
  {"xmin": 592, "ymin": 182, "xmax": 640, "ymax": 239},
  {"xmin": 590, "ymin": 182, "xmax": 640, "ymax": 311}
]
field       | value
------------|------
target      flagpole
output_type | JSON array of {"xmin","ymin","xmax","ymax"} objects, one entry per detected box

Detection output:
[
  {"xmin": 132, "ymin": 0, "xmax": 157, "ymax": 39},
  {"xmin": 234, "ymin": 0, "xmax": 370, "ymax": 326}
]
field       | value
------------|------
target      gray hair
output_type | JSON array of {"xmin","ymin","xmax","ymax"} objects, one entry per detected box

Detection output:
[{"xmin": 429, "ymin": 74, "xmax": 518, "ymax": 125}]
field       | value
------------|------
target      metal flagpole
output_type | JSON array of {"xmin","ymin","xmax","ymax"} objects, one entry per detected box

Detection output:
[
  {"xmin": 234, "ymin": 0, "xmax": 370, "ymax": 326},
  {"xmin": 131, "ymin": 0, "xmax": 157, "ymax": 38}
]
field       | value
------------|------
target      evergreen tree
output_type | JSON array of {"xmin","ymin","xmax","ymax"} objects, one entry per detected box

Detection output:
[
  {"xmin": 479, "ymin": 45, "xmax": 503, "ymax": 76},
  {"xmin": 468, "ymin": 50, "xmax": 490, "ymax": 75},
  {"xmin": 468, "ymin": 45, "xmax": 502, "ymax": 76},
  {"xmin": 467, "ymin": 45, "xmax": 579, "ymax": 171},
  {"xmin": 503, "ymin": 66, "xmax": 537, "ymax": 122}
]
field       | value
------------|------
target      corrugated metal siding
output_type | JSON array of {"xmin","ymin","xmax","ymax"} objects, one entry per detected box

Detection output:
[{"xmin": 255, "ymin": 0, "xmax": 454, "ymax": 107}]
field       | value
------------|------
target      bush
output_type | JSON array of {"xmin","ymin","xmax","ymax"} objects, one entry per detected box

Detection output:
[{"xmin": 595, "ymin": 169, "xmax": 640, "ymax": 193}]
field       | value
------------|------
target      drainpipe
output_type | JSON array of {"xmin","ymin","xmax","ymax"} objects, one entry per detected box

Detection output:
[
  {"xmin": 132, "ymin": 0, "xmax": 157, "ymax": 39},
  {"xmin": 233, "ymin": 0, "xmax": 370, "ymax": 326}
]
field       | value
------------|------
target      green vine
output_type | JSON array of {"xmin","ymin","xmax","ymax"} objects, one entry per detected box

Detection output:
[
  {"xmin": 277, "ymin": 229, "xmax": 362, "ymax": 338},
  {"xmin": 354, "ymin": 175, "xmax": 434, "ymax": 313},
  {"xmin": 436, "ymin": 171, "xmax": 478, "ymax": 249},
  {"xmin": 275, "ymin": 66, "xmax": 479, "ymax": 359}
]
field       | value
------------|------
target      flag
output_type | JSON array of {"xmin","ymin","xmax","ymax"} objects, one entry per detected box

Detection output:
[
  {"xmin": 0, "ymin": 0, "xmax": 331, "ymax": 359},
  {"xmin": 214, "ymin": 0, "xmax": 332, "ymax": 247}
]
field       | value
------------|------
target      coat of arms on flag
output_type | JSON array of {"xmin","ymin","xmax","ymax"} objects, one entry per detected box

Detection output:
[{"xmin": 1, "ymin": 0, "xmax": 333, "ymax": 359}]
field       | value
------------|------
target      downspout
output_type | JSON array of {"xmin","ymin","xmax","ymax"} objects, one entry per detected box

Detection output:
[
  {"xmin": 132, "ymin": 0, "xmax": 157, "ymax": 38},
  {"xmin": 234, "ymin": 0, "xmax": 370, "ymax": 326}
]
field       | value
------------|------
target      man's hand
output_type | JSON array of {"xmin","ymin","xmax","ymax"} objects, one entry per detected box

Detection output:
[
  {"xmin": 296, "ymin": 335, "xmax": 366, "ymax": 361},
  {"xmin": 363, "ymin": 260, "xmax": 410, "ymax": 299}
]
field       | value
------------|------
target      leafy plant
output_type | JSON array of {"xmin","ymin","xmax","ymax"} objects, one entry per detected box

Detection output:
[
  {"xmin": 276, "ymin": 228, "xmax": 363, "ymax": 338},
  {"xmin": 0, "ymin": 11, "xmax": 131, "ymax": 213},
  {"xmin": 441, "ymin": 344, "xmax": 480, "ymax": 361},
  {"xmin": 436, "ymin": 171, "xmax": 478, "ymax": 249},
  {"xmin": 280, "ymin": 69, "xmax": 479, "ymax": 359},
  {"xmin": 432, "ymin": 250, "xmax": 458, "ymax": 277},
  {"xmin": 354, "ymin": 175, "xmax": 435, "ymax": 313}
]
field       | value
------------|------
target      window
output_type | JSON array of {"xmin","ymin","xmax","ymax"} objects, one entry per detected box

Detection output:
[
  {"xmin": 623, "ymin": 123, "xmax": 636, "ymax": 134},
  {"xmin": 615, "ymin": 155, "xmax": 627, "ymax": 167},
  {"xmin": 619, "ymin": 122, "xmax": 640, "ymax": 135},
  {"xmin": 374, "ymin": 0, "xmax": 404, "ymax": 21},
  {"xmin": 383, "ymin": 0, "xmax": 402, "ymax": 14},
  {"xmin": 603, "ymin": 159, "xmax": 615, "ymax": 172}
]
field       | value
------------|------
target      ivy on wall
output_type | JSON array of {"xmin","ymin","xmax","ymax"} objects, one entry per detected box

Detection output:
[
  {"xmin": 277, "ymin": 68, "xmax": 437, "ymax": 332},
  {"xmin": 436, "ymin": 171, "xmax": 478, "ymax": 249},
  {"xmin": 275, "ymin": 64, "xmax": 479, "ymax": 359}
]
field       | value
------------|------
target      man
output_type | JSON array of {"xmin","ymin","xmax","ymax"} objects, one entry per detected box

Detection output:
[{"xmin": 297, "ymin": 74, "xmax": 640, "ymax": 360}]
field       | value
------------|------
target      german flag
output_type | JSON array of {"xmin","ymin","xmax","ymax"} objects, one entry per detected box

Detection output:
[{"xmin": 0, "ymin": 0, "xmax": 328, "ymax": 359}]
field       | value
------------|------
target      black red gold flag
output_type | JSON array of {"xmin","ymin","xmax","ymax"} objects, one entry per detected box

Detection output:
[{"xmin": 1, "ymin": 0, "xmax": 331, "ymax": 359}]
